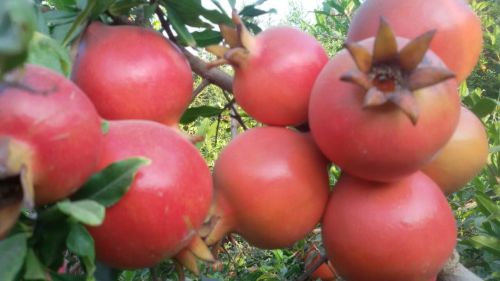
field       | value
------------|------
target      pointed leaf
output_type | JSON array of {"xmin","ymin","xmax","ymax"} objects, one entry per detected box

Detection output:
[
  {"xmin": 62, "ymin": 0, "xmax": 96, "ymax": 47},
  {"xmin": 180, "ymin": 106, "xmax": 225, "ymax": 124},
  {"xmin": 467, "ymin": 235, "xmax": 500, "ymax": 255},
  {"xmin": 0, "ymin": 233, "xmax": 28, "ymax": 281},
  {"xmin": 66, "ymin": 223, "xmax": 95, "ymax": 258},
  {"xmin": 165, "ymin": 4, "xmax": 196, "ymax": 47},
  {"xmin": 475, "ymin": 193, "xmax": 500, "ymax": 222},
  {"xmin": 399, "ymin": 30, "xmax": 436, "ymax": 71},
  {"xmin": 373, "ymin": 17, "xmax": 398, "ymax": 64},
  {"xmin": 344, "ymin": 42, "xmax": 372, "ymax": 73},
  {"xmin": 72, "ymin": 157, "xmax": 150, "ymax": 207},
  {"xmin": 408, "ymin": 66, "xmax": 455, "ymax": 91},
  {"xmin": 24, "ymin": 249, "xmax": 47, "ymax": 280},
  {"xmin": 57, "ymin": 200, "xmax": 105, "ymax": 226}
]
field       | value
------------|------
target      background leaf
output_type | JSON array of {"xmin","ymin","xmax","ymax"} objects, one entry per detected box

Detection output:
[
  {"xmin": 24, "ymin": 249, "xmax": 47, "ymax": 280},
  {"xmin": 0, "ymin": 233, "xmax": 28, "ymax": 281}
]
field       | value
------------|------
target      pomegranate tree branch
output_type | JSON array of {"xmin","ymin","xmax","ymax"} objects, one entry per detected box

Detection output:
[
  {"xmin": 181, "ymin": 48, "xmax": 233, "ymax": 92},
  {"xmin": 155, "ymin": 4, "xmax": 234, "ymax": 92}
]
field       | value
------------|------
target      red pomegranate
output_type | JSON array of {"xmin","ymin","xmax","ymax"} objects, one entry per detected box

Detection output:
[
  {"xmin": 322, "ymin": 172, "xmax": 457, "ymax": 281},
  {"xmin": 208, "ymin": 13, "xmax": 328, "ymax": 126},
  {"xmin": 205, "ymin": 127, "xmax": 330, "ymax": 249},
  {"xmin": 347, "ymin": 0, "xmax": 482, "ymax": 82},
  {"xmin": 309, "ymin": 20, "xmax": 460, "ymax": 182},
  {"xmin": 0, "ymin": 64, "xmax": 103, "ymax": 206},
  {"xmin": 72, "ymin": 22, "xmax": 193, "ymax": 126},
  {"xmin": 88, "ymin": 120, "xmax": 213, "ymax": 269},
  {"xmin": 422, "ymin": 106, "xmax": 489, "ymax": 194}
]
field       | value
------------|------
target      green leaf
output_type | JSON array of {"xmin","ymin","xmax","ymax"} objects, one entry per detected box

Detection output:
[
  {"xmin": 35, "ymin": 220, "xmax": 71, "ymax": 268},
  {"xmin": 57, "ymin": 200, "xmax": 105, "ymax": 226},
  {"xmin": 27, "ymin": 32, "xmax": 72, "ymax": 76},
  {"xmin": 467, "ymin": 235, "xmax": 500, "ymax": 255},
  {"xmin": 239, "ymin": 6, "xmax": 276, "ymax": 17},
  {"xmin": 90, "ymin": 0, "xmax": 116, "ymax": 18},
  {"xmin": 0, "ymin": 0, "xmax": 36, "ymax": 76},
  {"xmin": 471, "ymin": 96, "xmax": 498, "ymax": 118},
  {"xmin": 62, "ymin": 0, "xmax": 95, "ymax": 46},
  {"xmin": 24, "ymin": 249, "xmax": 47, "ymax": 280},
  {"xmin": 180, "ymin": 105, "xmax": 225, "ymax": 124},
  {"xmin": 0, "ymin": 233, "xmax": 28, "ymax": 281},
  {"xmin": 72, "ymin": 157, "xmax": 150, "ymax": 207},
  {"xmin": 108, "ymin": 0, "xmax": 145, "ymax": 17},
  {"xmin": 192, "ymin": 29, "xmax": 223, "ymax": 47},
  {"xmin": 475, "ymin": 193, "xmax": 500, "ymax": 222},
  {"xmin": 67, "ymin": 223, "xmax": 95, "ymax": 258},
  {"xmin": 46, "ymin": 0, "xmax": 78, "ymax": 11},
  {"xmin": 165, "ymin": 4, "xmax": 196, "ymax": 47}
]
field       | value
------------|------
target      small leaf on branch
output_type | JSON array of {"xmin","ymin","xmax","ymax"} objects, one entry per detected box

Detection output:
[
  {"xmin": 72, "ymin": 157, "xmax": 150, "ymax": 207},
  {"xmin": 66, "ymin": 223, "xmax": 95, "ymax": 258},
  {"xmin": 24, "ymin": 249, "xmax": 47, "ymax": 280},
  {"xmin": 0, "ymin": 233, "xmax": 28, "ymax": 281},
  {"xmin": 180, "ymin": 106, "xmax": 225, "ymax": 124}
]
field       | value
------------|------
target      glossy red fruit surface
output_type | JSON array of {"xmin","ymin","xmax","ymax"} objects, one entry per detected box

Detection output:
[
  {"xmin": 309, "ymin": 37, "xmax": 460, "ymax": 182},
  {"xmin": 233, "ymin": 27, "xmax": 328, "ymax": 126},
  {"xmin": 0, "ymin": 64, "xmax": 103, "ymax": 206},
  {"xmin": 206, "ymin": 127, "xmax": 330, "ymax": 248},
  {"xmin": 322, "ymin": 172, "xmax": 457, "ymax": 281},
  {"xmin": 72, "ymin": 22, "xmax": 193, "ymax": 126},
  {"xmin": 88, "ymin": 120, "xmax": 212, "ymax": 269},
  {"xmin": 422, "ymin": 106, "xmax": 489, "ymax": 194},
  {"xmin": 347, "ymin": 0, "xmax": 482, "ymax": 82}
]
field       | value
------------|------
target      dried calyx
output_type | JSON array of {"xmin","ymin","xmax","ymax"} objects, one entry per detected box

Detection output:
[
  {"xmin": 341, "ymin": 18, "xmax": 455, "ymax": 124},
  {"xmin": 206, "ymin": 10, "xmax": 255, "ymax": 68}
]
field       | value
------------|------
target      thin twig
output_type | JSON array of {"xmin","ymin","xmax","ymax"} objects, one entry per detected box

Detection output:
[
  {"xmin": 193, "ymin": 78, "xmax": 210, "ymax": 98},
  {"xmin": 221, "ymin": 90, "xmax": 247, "ymax": 130},
  {"xmin": 294, "ymin": 254, "xmax": 329, "ymax": 281}
]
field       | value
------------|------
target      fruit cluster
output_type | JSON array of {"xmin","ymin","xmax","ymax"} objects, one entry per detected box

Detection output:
[{"xmin": 0, "ymin": 0, "xmax": 489, "ymax": 280}]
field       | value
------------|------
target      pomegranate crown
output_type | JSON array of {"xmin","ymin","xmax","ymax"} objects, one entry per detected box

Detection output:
[
  {"xmin": 341, "ymin": 18, "xmax": 455, "ymax": 124},
  {"xmin": 206, "ymin": 10, "xmax": 256, "ymax": 68}
]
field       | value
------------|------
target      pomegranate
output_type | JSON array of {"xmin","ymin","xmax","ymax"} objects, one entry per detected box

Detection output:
[
  {"xmin": 88, "ymin": 120, "xmax": 212, "ymax": 269},
  {"xmin": 309, "ymin": 20, "xmax": 460, "ymax": 182},
  {"xmin": 207, "ymin": 13, "xmax": 328, "ymax": 126},
  {"xmin": 72, "ymin": 22, "xmax": 193, "ymax": 126},
  {"xmin": 205, "ymin": 127, "xmax": 330, "ymax": 249},
  {"xmin": 422, "ymin": 106, "xmax": 489, "ymax": 194},
  {"xmin": 347, "ymin": 0, "xmax": 482, "ymax": 82},
  {"xmin": 0, "ymin": 64, "xmax": 103, "ymax": 206},
  {"xmin": 322, "ymin": 172, "xmax": 457, "ymax": 281}
]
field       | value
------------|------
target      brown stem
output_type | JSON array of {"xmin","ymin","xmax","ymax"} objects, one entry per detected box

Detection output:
[
  {"xmin": 294, "ymin": 254, "xmax": 329, "ymax": 281},
  {"xmin": 182, "ymin": 48, "xmax": 233, "ymax": 92},
  {"xmin": 437, "ymin": 250, "xmax": 483, "ymax": 281}
]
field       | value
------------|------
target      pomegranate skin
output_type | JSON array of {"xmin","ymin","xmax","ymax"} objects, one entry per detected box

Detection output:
[
  {"xmin": 209, "ymin": 127, "xmax": 330, "ymax": 248},
  {"xmin": 72, "ymin": 22, "xmax": 193, "ymax": 126},
  {"xmin": 322, "ymin": 172, "xmax": 457, "ymax": 281},
  {"xmin": 309, "ymin": 37, "xmax": 460, "ymax": 182},
  {"xmin": 88, "ymin": 121, "xmax": 213, "ymax": 269},
  {"xmin": 422, "ymin": 106, "xmax": 489, "ymax": 194},
  {"xmin": 233, "ymin": 27, "xmax": 328, "ymax": 126},
  {"xmin": 0, "ymin": 64, "xmax": 103, "ymax": 205},
  {"xmin": 347, "ymin": 0, "xmax": 482, "ymax": 82}
]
